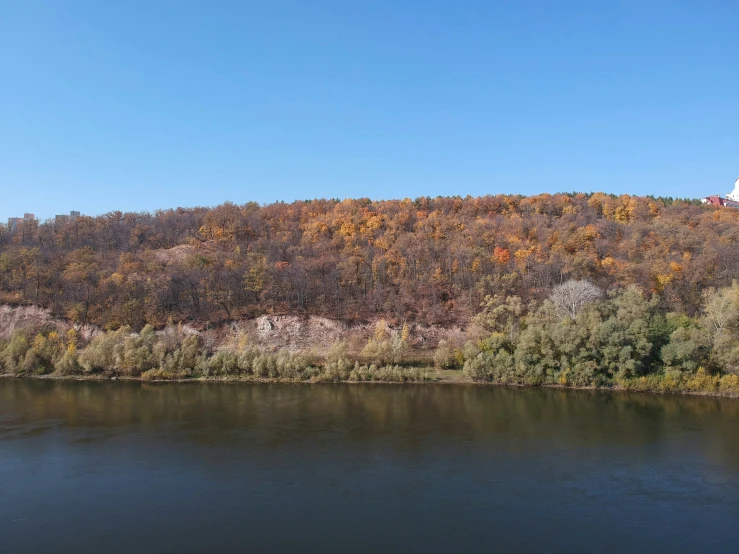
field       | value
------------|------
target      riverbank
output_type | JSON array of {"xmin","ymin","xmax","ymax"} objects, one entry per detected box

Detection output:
[
  {"xmin": 6, "ymin": 301, "xmax": 739, "ymax": 400},
  {"xmin": 3, "ymin": 368, "xmax": 739, "ymax": 398}
]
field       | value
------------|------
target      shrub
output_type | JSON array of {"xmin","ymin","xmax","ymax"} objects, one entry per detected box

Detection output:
[
  {"xmin": 320, "ymin": 341, "xmax": 354, "ymax": 381},
  {"xmin": 433, "ymin": 339, "xmax": 457, "ymax": 369},
  {"xmin": 348, "ymin": 364, "xmax": 426, "ymax": 382},
  {"xmin": 684, "ymin": 367, "xmax": 719, "ymax": 393},
  {"xmin": 204, "ymin": 351, "xmax": 239, "ymax": 376},
  {"xmin": 160, "ymin": 335, "xmax": 202, "ymax": 374},
  {"xmin": 0, "ymin": 333, "xmax": 30, "ymax": 374},
  {"xmin": 55, "ymin": 349, "xmax": 82, "ymax": 375},
  {"xmin": 719, "ymin": 373, "xmax": 739, "ymax": 393},
  {"xmin": 361, "ymin": 339, "xmax": 395, "ymax": 365},
  {"xmin": 78, "ymin": 327, "xmax": 130, "ymax": 374}
]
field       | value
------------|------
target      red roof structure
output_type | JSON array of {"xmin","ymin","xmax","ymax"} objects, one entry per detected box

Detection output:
[{"xmin": 702, "ymin": 195, "xmax": 739, "ymax": 208}]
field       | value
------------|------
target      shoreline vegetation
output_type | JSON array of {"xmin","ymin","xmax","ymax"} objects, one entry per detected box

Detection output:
[
  {"xmin": 3, "ymin": 278, "xmax": 739, "ymax": 397},
  {"xmin": 2, "ymin": 370, "xmax": 739, "ymax": 398}
]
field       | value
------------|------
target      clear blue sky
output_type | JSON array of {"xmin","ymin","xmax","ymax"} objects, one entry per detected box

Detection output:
[{"xmin": 1, "ymin": 0, "xmax": 737, "ymax": 221}]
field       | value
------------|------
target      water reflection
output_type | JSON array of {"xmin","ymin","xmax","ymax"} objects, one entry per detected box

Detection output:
[
  {"xmin": 1, "ymin": 380, "xmax": 738, "ymax": 464},
  {"xmin": 1, "ymin": 380, "xmax": 738, "ymax": 553}
]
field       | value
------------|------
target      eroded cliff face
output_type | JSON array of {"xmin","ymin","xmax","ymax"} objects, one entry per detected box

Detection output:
[
  {"xmin": 0, "ymin": 304, "xmax": 469, "ymax": 355},
  {"xmin": 0, "ymin": 305, "xmax": 69, "ymax": 340},
  {"xmin": 0, "ymin": 305, "xmax": 100, "ymax": 341},
  {"xmin": 222, "ymin": 314, "xmax": 469, "ymax": 353},
  {"xmin": 251, "ymin": 315, "xmax": 348, "ymax": 350}
]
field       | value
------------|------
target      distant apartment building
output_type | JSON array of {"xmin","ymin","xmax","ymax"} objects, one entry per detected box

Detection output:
[
  {"xmin": 55, "ymin": 210, "xmax": 81, "ymax": 225},
  {"xmin": 7, "ymin": 213, "xmax": 36, "ymax": 232}
]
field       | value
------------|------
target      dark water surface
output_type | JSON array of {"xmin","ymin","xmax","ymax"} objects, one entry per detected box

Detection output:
[{"xmin": 1, "ymin": 380, "xmax": 738, "ymax": 553}]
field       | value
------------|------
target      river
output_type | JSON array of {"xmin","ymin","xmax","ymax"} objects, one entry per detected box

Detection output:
[{"xmin": 1, "ymin": 380, "xmax": 738, "ymax": 552}]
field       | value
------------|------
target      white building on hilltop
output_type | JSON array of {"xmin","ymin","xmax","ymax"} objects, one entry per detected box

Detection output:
[
  {"xmin": 726, "ymin": 177, "xmax": 739, "ymax": 202},
  {"xmin": 702, "ymin": 177, "xmax": 739, "ymax": 208}
]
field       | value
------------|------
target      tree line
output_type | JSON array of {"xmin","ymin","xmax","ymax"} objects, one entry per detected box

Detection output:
[
  {"xmin": 455, "ymin": 280, "xmax": 739, "ymax": 393},
  {"xmin": 0, "ymin": 192, "xmax": 730, "ymax": 330}
]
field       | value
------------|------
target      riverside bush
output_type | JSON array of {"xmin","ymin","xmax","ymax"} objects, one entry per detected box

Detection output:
[
  {"xmin": 0, "ymin": 333, "xmax": 30, "ymax": 374},
  {"xmin": 20, "ymin": 333, "xmax": 62, "ymax": 375},
  {"xmin": 348, "ymin": 364, "xmax": 427, "ymax": 382},
  {"xmin": 433, "ymin": 339, "xmax": 460, "ymax": 369}
]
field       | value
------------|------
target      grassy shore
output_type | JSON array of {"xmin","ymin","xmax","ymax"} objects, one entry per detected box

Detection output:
[{"xmin": 3, "ymin": 368, "xmax": 738, "ymax": 398}]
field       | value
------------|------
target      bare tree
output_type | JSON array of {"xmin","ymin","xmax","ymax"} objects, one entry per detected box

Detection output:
[
  {"xmin": 703, "ymin": 283, "xmax": 739, "ymax": 332},
  {"xmin": 550, "ymin": 279, "xmax": 602, "ymax": 319}
]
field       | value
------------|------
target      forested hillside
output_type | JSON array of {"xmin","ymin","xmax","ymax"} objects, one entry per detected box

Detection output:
[{"xmin": 0, "ymin": 193, "xmax": 732, "ymax": 329}]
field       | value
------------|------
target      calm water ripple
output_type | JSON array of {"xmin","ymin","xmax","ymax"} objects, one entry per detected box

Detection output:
[{"xmin": 1, "ymin": 380, "xmax": 738, "ymax": 553}]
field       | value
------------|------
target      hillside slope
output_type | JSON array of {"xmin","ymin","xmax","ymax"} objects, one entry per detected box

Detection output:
[{"xmin": 0, "ymin": 193, "xmax": 733, "ymax": 329}]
